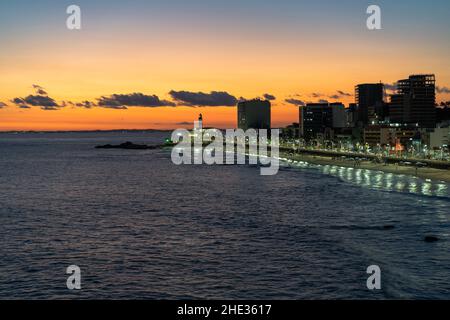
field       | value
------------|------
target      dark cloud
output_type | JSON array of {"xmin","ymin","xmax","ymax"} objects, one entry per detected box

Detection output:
[
  {"xmin": 100, "ymin": 104, "xmax": 128, "ymax": 110},
  {"xmin": 263, "ymin": 93, "xmax": 276, "ymax": 101},
  {"xmin": 75, "ymin": 101, "xmax": 96, "ymax": 108},
  {"xmin": 169, "ymin": 90, "xmax": 237, "ymax": 107},
  {"xmin": 32, "ymin": 84, "xmax": 48, "ymax": 95},
  {"xmin": 0, "ymin": 102, "xmax": 7, "ymax": 108},
  {"xmin": 175, "ymin": 121, "xmax": 193, "ymax": 125},
  {"xmin": 97, "ymin": 93, "xmax": 175, "ymax": 108},
  {"xmin": 437, "ymin": 86, "xmax": 450, "ymax": 94},
  {"xmin": 12, "ymin": 98, "xmax": 25, "ymax": 104},
  {"xmin": 11, "ymin": 85, "xmax": 62, "ymax": 110},
  {"xmin": 238, "ymin": 96, "xmax": 266, "ymax": 102},
  {"xmin": 311, "ymin": 93, "xmax": 323, "ymax": 98},
  {"xmin": 337, "ymin": 90, "xmax": 352, "ymax": 97},
  {"xmin": 318, "ymin": 99, "xmax": 329, "ymax": 104},
  {"xmin": 62, "ymin": 101, "xmax": 77, "ymax": 107},
  {"xmin": 11, "ymin": 94, "xmax": 61, "ymax": 110},
  {"xmin": 285, "ymin": 98, "xmax": 305, "ymax": 106},
  {"xmin": 23, "ymin": 95, "xmax": 59, "ymax": 107},
  {"xmin": 40, "ymin": 106, "xmax": 59, "ymax": 111},
  {"xmin": 328, "ymin": 91, "xmax": 352, "ymax": 100}
]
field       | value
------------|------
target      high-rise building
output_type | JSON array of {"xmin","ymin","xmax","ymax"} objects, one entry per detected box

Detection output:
[
  {"xmin": 237, "ymin": 99, "xmax": 271, "ymax": 131},
  {"xmin": 355, "ymin": 83, "xmax": 385, "ymax": 125},
  {"xmin": 347, "ymin": 103, "xmax": 358, "ymax": 127},
  {"xmin": 299, "ymin": 102, "xmax": 346, "ymax": 140},
  {"xmin": 331, "ymin": 103, "xmax": 347, "ymax": 128},
  {"xmin": 300, "ymin": 103, "xmax": 332, "ymax": 140},
  {"xmin": 389, "ymin": 74, "xmax": 436, "ymax": 128}
]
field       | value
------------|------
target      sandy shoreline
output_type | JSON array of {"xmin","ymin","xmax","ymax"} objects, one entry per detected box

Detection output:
[{"xmin": 280, "ymin": 152, "xmax": 450, "ymax": 183}]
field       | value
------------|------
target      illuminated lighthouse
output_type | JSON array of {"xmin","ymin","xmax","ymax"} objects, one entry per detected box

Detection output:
[
  {"xmin": 198, "ymin": 113, "xmax": 203, "ymax": 130},
  {"xmin": 193, "ymin": 113, "xmax": 203, "ymax": 138}
]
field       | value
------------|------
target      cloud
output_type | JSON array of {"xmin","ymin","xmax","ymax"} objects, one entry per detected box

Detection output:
[
  {"xmin": 175, "ymin": 121, "xmax": 193, "ymax": 125},
  {"xmin": 23, "ymin": 95, "xmax": 59, "ymax": 107},
  {"xmin": 0, "ymin": 102, "xmax": 7, "ymax": 108},
  {"xmin": 75, "ymin": 101, "xmax": 96, "ymax": 108},
  {"xmin": 337, "ymin": 90, "xmax": 352, "ymax": 97},
  {"xmin": 169, "ymin": 90, "xmax": 237, "ymax": 107},
  {"xmin": 285, "ymin": 98, "xmax": 306, "ymax": 106},
  {"xmin": 11, "ymin": 94, "xmax": 61, "ymax": 110},
  {"xmin": 97, "ymin": 93, "xmax": 175, "ymax": 108},
  {"xmin": 32, "ymin": 84, "xmax": 48, "ymax": 95},
  {"xmin": 99, "ymin": 104, "xmax": 128, "ymax": 110},
  {"xmin": 11, "ymin": 85, "xmax": 63, "ymax": 110},
  {"xmin": 40, "ymin": 106, "xmax": 59, "ymax": 111},
  {"xmin": 437, "ymin": 86, "xmax": 450, "ymax": 94},
  {"xmin": 318, "ymin": 99, "xmax": 329, "ymax": 104},
  {"xmin": 311, "ymin": 93, "xmax": 323, "ymax": 98},
  {"xmin": 263, "ymin": 93, "xmax": 276, "ymax": 101},
  {"xmin": 12, "ymin": 98, "xmax": 25, "ymax": 104},
  {"xmin": 327, "ymin": 90, "xmax": 352, "ymax": 100}
]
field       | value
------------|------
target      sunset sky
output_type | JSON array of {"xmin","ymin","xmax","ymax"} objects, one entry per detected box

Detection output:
[{"xmin": 1, "ymin": 0, "xmax": 449, "ymax": 131}]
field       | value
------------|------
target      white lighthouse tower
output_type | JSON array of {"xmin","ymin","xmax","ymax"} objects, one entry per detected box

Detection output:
[{"xmin": 198, "ymin": 113, "xmax": 203, "ymax": 130}]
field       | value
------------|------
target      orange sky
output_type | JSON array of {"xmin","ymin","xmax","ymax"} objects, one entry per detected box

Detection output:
[{"xmin": 1, "ymin": 1, "xmax": 449, "ymax": 131}]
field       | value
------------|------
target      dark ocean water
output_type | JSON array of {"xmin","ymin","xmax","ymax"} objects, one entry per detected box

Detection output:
[{"xmin": 0, "ymin": 131, "xmax": 449, "ymax": 299}]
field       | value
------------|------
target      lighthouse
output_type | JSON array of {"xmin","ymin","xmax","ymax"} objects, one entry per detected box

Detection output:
[
  {"xmin": 198, "ymin": 113, "xmax": 203, "ymax": 130},
  {"xmin": 193, "ymin": 113, "xmax": 203, "ymax": 136}
]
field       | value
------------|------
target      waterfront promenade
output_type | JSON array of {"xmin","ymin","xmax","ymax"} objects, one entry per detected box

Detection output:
[{"xmin": 278, "ymin": 146, "xmax": 450, "ymax": 183}]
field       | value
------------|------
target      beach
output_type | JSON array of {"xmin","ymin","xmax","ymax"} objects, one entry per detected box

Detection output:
[{"xmin": 281, "ymin": 151, "xmax": 450, "ymax": 183}]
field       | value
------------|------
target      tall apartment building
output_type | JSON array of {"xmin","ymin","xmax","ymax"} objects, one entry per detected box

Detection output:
[
  {"xmin": 237, "ymin": 99, "xmax": 271, "ymax": 131},
  {"xmin": 355, "ymin": 83, "xmax": 384, "ymax": 125},
  {"xmin": 389, "ymin": 74, "xmax": 436, "ymax": 128},
  {"xmin": 299, "ymin": 102, "xmax": 346, "ymax": 140}
]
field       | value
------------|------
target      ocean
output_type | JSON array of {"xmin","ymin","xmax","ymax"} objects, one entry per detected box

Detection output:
[{"xmin": 0, "ymin": 131, "xmax": 449, "ymax": 299}]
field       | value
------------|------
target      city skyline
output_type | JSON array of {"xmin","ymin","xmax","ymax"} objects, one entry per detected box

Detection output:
[{"xmin": 1, "ymin": 0, "xmax": 450, "ymax": 130}]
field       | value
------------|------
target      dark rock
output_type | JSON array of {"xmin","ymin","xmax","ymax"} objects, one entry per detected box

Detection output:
[
  {"xmin": 424, "ymin": 236, "xmax": 439, "ymax": 243},
  {"xmin": 96, "ymin": 141, "xmax": 158, "ymax": 150}
]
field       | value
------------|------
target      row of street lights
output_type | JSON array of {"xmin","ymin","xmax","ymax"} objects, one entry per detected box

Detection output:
[{"xmin": 280, "ymin": 138, "xmax": 450, "ymax": 161}]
